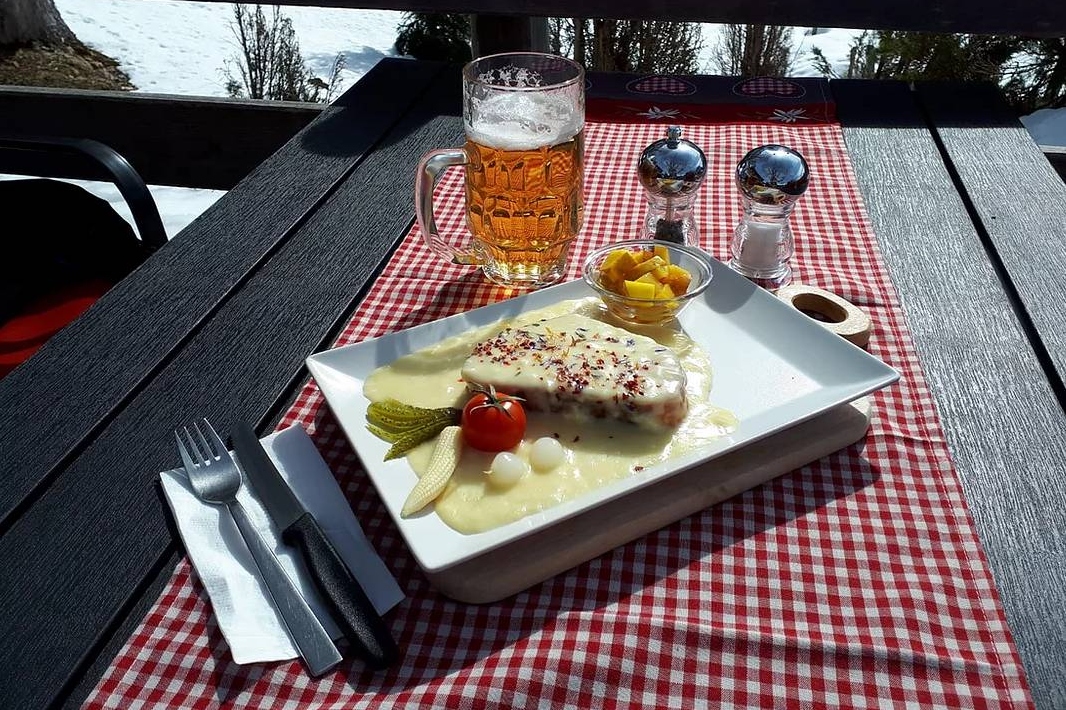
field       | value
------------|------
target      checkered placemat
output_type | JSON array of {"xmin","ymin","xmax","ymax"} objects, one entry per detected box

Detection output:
[{"xmin": 84, "ymin": 119, "xmax": 1032, "ymax": 708}]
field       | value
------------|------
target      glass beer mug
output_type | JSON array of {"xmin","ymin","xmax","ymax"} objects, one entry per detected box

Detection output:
[{"xmin": 415, "ymin": 52, "xmax": 585, "ymax": 288}]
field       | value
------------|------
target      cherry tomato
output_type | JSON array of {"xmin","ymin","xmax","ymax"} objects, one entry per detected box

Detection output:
[{"xmin": 461, "ymin": 386, "xmax": 527, "ymax": 452}]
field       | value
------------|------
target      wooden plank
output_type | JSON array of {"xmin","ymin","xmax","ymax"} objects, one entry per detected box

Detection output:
[
  {"xmin": 0, "ymin": 61, "xmax": 463, "ymax": 710},
  {"xmin": 916, "ymin": 81, "xmax": 1066, "ymax": 402},
  {"xmin": 834, "ymin": 79, "xmax": 1066, "ymax": 710},
  {"xmin": 0, "ymin": 87, "xmax": 322, "ymax": 190},
  {"xmin": 57, "ymin": 550, "xmax": 183, "ymax": 710},
  {"xmin": 170, "ymin": 0, "xmax": 1066, "ymax": 36}
]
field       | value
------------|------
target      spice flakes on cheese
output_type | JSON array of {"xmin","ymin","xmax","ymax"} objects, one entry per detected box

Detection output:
[{"xmin": 460, "ymin": 313, "xmax": 687, "ymax": 431}]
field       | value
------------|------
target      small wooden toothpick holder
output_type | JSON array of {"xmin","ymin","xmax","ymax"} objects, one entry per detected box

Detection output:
[{"xmin": 775, "ymin": 284, "xmax": 873, "ymax": 347}]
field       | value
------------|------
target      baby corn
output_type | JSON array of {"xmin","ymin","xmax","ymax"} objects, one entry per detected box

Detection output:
[{"xmin": 401, "ymin": 426, "xmax": 462, "ymax": 517}]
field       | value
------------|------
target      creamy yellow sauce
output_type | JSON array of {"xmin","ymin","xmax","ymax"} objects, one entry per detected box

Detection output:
[{"xmin": 363, "ymin": 298, "xmax": 737, "ymax": 534}]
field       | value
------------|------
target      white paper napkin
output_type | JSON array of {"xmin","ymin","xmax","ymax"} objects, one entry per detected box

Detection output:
[{"xmin": 159, "ymin": 424, "xmax": 405, "ymax": 664}]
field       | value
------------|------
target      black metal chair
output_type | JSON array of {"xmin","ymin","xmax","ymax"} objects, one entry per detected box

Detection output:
[
  {"xmin": 0, "ymin": 135, "xmax": 167, "ymax": 377},
  {"xmin": 0, "ymin": 135, "xmax": 167, "ymax": 248}
]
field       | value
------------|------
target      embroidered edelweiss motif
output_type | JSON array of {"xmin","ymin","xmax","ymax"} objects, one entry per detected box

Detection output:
[
  {"xmin": 638, "ymin": 106, "xmax": 682, "ymax": 119},
  {"xmin": 768, "ymin": 108, "xmax": 811, "ymax": 123},
  {"xmin": 618, "ymin": 105, "xmax": 700, "ymax": 120}
]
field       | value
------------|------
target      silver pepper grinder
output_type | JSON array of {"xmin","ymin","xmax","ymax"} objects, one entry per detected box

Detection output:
[
  {"xmin": 637, "ymin": 126, "xmax": 707, "ymax": 246},
  {"xmin": 728, "ymin": 144, "xmax": 810, "ymax": 289}
]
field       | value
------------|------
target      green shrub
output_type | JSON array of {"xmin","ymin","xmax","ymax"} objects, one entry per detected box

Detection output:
[{"xmin": 812, "ymin": 30, "xmax": 1065, "ymax": 115}]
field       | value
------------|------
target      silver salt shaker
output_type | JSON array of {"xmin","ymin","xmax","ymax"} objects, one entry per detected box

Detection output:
[
  {"xmin": 728, "ymin": 144, "xmax": 810, "ymax": 289},
  {"xmin": 637, "ymin": 126, "xmax": 707, "ymax": 246}
]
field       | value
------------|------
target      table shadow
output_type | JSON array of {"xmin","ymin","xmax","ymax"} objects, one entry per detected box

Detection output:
[
  {"xmin": 389, "ymin": 271, "xmax": 523, "ymax": 334},
  {"xmin": 281, "ymin": 404, "xmax": 883, "ymax": 696}
]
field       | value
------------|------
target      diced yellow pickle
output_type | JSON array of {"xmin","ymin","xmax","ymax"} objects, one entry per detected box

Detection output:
[
  {"xmin": 602, "ymin": 250, "xmax": 639, "ymax": 286},
  {"xmin": 665, "ymin": 264, "xmax": 691, "ymax": 292},
  {"xmin": 598, "ymin": 246, "xmax": 695, "ymax": 312},
  {"xmin": 635, "ymin": 272, "xmax": 660, "ymax": 286},
  {"xmin": 601, "ymin": 249, "xmax": 626, "ymax": 272},
  {"xmin": 624, "ymin": 280, "xmax": 657, "ymax": 299},
  {"xmin": 630, "ymin": 256, "xmax": 666, "ymax": 278}
]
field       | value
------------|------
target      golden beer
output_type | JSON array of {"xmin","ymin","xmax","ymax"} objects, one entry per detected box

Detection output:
[
  {"xmin": 416, "ymin": 53, "xmax": 585, "ymax": 288},
  {"xmin": 464, "ymin": 130, "xmax": 584, "ymax": 286}
]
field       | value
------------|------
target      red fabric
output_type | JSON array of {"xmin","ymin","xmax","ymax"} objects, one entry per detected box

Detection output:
[
  {"xmin": 587, "ymin": 98, "xmax": 836, "ymax": 125},
  {"xmin": 85, "ymin": 117, "xmax": 1032, "ymax": 708},
  {"xmin": 0, "ymin": 279, "xmax": 111, "ymax": 377}
]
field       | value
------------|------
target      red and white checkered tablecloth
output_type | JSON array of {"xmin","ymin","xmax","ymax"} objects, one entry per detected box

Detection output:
[{"xmin": 85, "ymin": 116, "xmax": 1033, "ymax": 708}]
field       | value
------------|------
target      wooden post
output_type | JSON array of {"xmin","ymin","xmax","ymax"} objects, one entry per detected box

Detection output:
[{"xmin": 471, "ymin": 14, "xmax": 549, "ymax": 56}]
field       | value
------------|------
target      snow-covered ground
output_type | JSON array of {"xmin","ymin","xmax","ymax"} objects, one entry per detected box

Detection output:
[
  {"xmin": 33, "ymin": 2, "xmax": 1066, "ymax": 238},
  {"xmin": 57, "ymin": 1, "xmax": 404, "ymax": 98},
  {"xmin": 1021, "ymin": 106, "xmax": 1066, "ymax": 146}
]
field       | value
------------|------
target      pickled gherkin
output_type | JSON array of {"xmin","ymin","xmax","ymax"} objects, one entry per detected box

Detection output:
[{"xmin": 366, "ymin": 399, "xmax": 461, "ymax": 460}]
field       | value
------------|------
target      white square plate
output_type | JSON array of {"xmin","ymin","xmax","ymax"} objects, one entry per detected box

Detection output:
[{"xmin": 306, "ymin": 258, "xmax": 899, "ymax": 573}]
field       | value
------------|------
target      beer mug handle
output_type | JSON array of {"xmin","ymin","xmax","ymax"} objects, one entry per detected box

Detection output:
[{"xmin": 415, "ymin": 148, "xmax": 479, "ymax": 266}]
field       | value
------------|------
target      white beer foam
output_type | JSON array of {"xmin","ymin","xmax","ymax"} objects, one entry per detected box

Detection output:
[{"xmin": 467, "ymin": 92, "xmax": 583, "ymax": 151}]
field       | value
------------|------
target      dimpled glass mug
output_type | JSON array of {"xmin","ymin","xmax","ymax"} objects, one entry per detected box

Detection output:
[{"xmin": 415, "ymin": 52, "xmax": 585, "ymax": 288}]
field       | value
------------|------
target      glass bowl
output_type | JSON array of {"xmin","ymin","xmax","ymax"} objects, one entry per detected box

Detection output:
[{"xmin": 582, "ymin": 240, "xmax": 715, "ymax": 326}]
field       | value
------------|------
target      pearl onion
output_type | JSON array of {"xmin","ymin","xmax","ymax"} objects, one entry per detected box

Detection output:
[
  {"xmin": 490, "ymin": 452, "xmax": 528, "ymax": 486},
  {"xmin": 530, "ymin": 437, "xmax": 565, "ymax": 471}
]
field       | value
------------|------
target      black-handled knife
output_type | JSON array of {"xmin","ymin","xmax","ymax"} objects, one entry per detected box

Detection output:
[{"xmin": 231, "ymin": 422, "xmax": 400, "ymax": 669}]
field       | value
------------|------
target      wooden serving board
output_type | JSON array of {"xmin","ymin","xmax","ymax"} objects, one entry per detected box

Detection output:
[{"xmin": 425, "ymin": 397, "xmax": 872, "ymax": 603}]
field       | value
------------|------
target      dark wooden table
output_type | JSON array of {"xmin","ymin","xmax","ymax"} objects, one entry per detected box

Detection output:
[{"xmin": 2, "ymin": 59, "xmax": 1064, "ymax": 709}]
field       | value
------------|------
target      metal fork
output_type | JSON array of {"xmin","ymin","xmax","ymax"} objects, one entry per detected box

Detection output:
[{"xmin": 176, "ymin": 418, "xmax": 342, "ymax": 676}]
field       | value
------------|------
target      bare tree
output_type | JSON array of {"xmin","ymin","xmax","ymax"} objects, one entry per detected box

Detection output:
[
  {"xmin": 714, "ymin": 25, "xmax": 794, "ymax": 76},
  {"xmin": 553, "ymin": 18, "xmax": 702, "ymax": 74},
  {"xmin": 0, "ymin": 0, "xmax": 76, "ymax": 45},
  {"xmin": 223, "ymin": 4, "xmax": 344, "ymax": 103}
]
